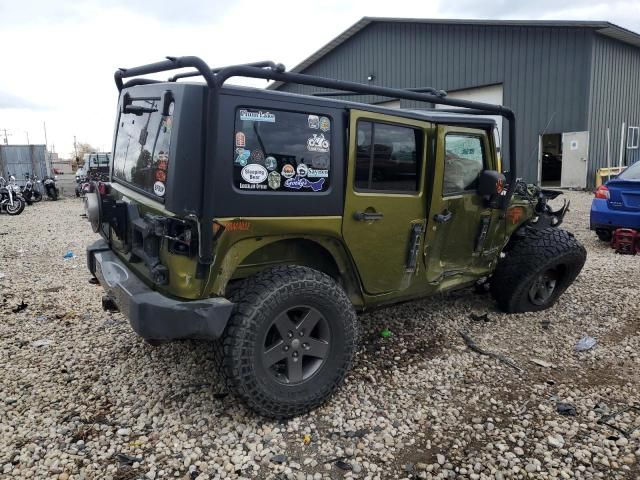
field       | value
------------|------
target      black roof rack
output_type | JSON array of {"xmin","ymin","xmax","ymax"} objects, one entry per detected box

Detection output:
[{"xmin": 113, "ymin": 56, "xmax": 516, "ymax": 271}]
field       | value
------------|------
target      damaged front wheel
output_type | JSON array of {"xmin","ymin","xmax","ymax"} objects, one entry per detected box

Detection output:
[{"xmin": 490, "ymin": 227, "xmax": 587, "ymax": 313}]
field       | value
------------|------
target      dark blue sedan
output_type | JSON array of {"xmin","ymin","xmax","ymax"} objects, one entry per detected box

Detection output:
[{"xmin": 590, "ymin": 161, "xmax": 640, "ymax": 241}]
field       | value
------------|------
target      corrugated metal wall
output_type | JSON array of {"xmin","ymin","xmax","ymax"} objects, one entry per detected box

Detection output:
[
  {"xmin": 277, "ymin": 23, "xmax": 594, "ymax": 183},
  {"xmin": 0, "ymin": 145, "xmax": 48, "ymax": 185},
  {"xmin": 587, "ymin": 34, "xmax": 640, "ymax": 185}
]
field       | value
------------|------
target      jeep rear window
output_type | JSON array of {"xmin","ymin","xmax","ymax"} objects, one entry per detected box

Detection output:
[
  {"xmin": 233, "ymin": 108, "xmax": 331, "ymax": 193},
  {"xmin": 113, "ymin": 98, "xmax": 173, "ymax": 199}
]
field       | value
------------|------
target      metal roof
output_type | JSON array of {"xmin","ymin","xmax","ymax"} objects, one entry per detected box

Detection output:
[{"xmin": 268, "ymin": 17, "xmax": 640, "ymax": 90}]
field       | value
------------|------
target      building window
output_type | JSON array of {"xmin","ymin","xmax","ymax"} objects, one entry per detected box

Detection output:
[
  {"xmin": 443, "ymin": 134, "xmax": 485, "ymax": 195},
  {"xmin": 355, "ymin": 121, "xmax": 421, "ymax": 192},
  {"xmin": 627, "ymin": 126, "xmax": 639, "ymax": 150}
]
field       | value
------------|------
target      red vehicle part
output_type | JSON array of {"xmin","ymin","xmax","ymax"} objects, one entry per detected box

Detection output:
[{"xmin": 610, "ymin": 228, "xmax": 640, "ymax": 255}]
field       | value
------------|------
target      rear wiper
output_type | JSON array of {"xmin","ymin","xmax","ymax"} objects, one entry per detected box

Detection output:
[{"xmin": 123, "ymin": 105, "xmax": 158, "ymax": 116}]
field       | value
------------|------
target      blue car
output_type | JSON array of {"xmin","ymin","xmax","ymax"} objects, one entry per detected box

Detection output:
[{"xmin": 590, "ymin": 161, "xmax": 640, "ymax": 241}]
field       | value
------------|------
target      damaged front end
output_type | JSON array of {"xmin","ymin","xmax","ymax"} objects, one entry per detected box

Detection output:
[{"xmin": 514, "ymin": 181, "xmax": 570, "ymax": 229}]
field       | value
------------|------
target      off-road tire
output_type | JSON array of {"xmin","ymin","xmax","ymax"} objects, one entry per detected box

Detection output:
[
  {"xmin": 222, "ymin": 266, "xmax": 358, "ymax": 418},
  {"xmin": 490, "ymin": 227, "xmax": 586, "ymax": 313}
]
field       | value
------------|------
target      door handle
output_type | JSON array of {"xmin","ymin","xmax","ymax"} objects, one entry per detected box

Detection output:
[
  {"xmin": 353, "ymin": 211, "xmax": 384, "ymax": 221},
  {"xmin": 433, "ymin": 210, "xmax": 453, "ymax": 223}
]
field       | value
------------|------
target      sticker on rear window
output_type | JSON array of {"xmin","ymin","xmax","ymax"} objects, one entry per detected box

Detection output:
[
  {"xmin": 241, "ymin": 164, "xmax": 268, "ymax": 184},
  {"xmin": 239, "ymin": 109, "xmax": 275, "ymax": 123},
  {"xmin": 233, "ymin": 108, "xmax": 331, "ymax": 193}
]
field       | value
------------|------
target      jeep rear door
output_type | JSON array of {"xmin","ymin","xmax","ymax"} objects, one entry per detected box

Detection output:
[
  {"xmin": 424, "ymin": 125, "xmax": 503, "ymax": 285},
  {"xmin": 342, "ymin": 110, "xmax": 429, "ymax": 295}
]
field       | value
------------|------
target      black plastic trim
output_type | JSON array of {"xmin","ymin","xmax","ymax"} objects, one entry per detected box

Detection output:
[{"xmin": 87, "ymin": 240, "xmax": 233, "ymax": 340}]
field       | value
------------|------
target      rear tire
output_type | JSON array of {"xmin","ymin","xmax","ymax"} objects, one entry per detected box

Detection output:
[
  {"xmin": 222, "ymin": 266, "xmax": 358, "ymax": 418},
  {"xmin": 490, "ymin": 227, "xmax": 586, "ymax": 313},
  {"xmin": 32, "ymin": 191, "xmax": 42, "ymax": 202},
  {"xmin": 596, "ymin": 229, "xmax": 612, "ymax": 242}
]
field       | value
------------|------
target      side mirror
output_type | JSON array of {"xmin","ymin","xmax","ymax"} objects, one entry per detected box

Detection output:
[{"xmin": 478, "ymin": 170, "xmax": 506, "ymax": 198}]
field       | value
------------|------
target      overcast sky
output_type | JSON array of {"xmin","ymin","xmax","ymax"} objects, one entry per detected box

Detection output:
[{"xmin": 1, "ymin": 0, "xmax": 639, "ymax": 157}]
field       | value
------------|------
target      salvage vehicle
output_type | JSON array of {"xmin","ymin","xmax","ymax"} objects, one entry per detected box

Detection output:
[
  {"xmin": 591, "ymin": 161, "xmax": 640, "ymax": 241},
  {"xmin": 85, "ymin": 56, "xmax": 586, "ymax": 418}
]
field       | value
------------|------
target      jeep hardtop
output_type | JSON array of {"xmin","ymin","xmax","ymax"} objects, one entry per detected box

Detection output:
[{"xmin": 86, "ymin": 57, "xmax": 586, "ymax": 418}]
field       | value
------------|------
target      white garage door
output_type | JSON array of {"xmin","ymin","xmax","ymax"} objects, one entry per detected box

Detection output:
[{"xmin": 436, "ymin": 84, "xmax": 504, "ymax": 151}]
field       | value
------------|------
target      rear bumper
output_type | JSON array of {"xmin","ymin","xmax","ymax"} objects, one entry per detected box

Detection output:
[
  {"xmin": 87, "ymin": 240, "xmax": 233, "ymax": 341},
  {"xmin": 590, "ymin": 198, "xmax": 640, "ymax": 231}
]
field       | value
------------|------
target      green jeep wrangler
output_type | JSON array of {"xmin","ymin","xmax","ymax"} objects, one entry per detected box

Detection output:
[{"xmin": 86, "ymin": 57, "xmax": 586, "ymax": 418}]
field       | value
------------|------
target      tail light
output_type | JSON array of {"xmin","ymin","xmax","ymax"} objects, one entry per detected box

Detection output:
[
  {"xmin": 594, "ymin": 185, "xmax": 609, "ymax": 199},
  {"xmin": 97, "ymin": 182, "xmax": 109, "ymax": 196}
]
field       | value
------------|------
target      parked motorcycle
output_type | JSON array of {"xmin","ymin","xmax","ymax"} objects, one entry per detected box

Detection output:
[
  {"xmin": 42, "ymin": 176, "xmax": 59, "ymax": 200},
  {"xmin": 75, "ymin": 175, "xmax": 91, "ymax": 198},
  {"xmin": 21, "ymin": 173, "xmax": 43, "ymax": 204},
  {"xmin": 0, "ymin": 176, "xmax": 26, "ymax": 215}
]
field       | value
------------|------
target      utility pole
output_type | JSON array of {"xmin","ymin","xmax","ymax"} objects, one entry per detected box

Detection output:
[
  {"xmin": 43, "ymin": 122, "xmax": 48, "ymax": 150},
  {"xmin": 0, "ymin": 128, "xmax": 11, "ymax": 145},
  {"xmin": 25, "ymin": 131, "xmax": 30, "ymax": 144},
  {"xmin": 73, "ymin": 135, "xmax": 78, "ymax": 161}
]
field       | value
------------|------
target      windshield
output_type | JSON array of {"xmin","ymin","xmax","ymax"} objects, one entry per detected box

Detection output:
[
  {"xmin": 113, "ymin": 98, "xmax": 173, "ymax": 199},
  {"xmin": 617, "ymin": 161, "xmax": 640, "ymax": 181}
]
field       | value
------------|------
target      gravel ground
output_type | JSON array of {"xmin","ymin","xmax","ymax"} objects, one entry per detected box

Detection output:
[{"xmin": 1, "ymin": 191, "xmax": 639, "ymax": 480}]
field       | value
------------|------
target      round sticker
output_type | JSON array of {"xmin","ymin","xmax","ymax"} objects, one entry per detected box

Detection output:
[
  {"xmin": 265, "ymin": 156, "xmax": 277, "ymax": 171},
  {"xmin": 153, "ymin": 181, "xmax": 165, "ymax": 197},
  {"xmin": 297, "ymin": 163, "xmax": 308, "ymax": 177},
  {"xmin": 250, "ymin": 149, "xmax": 265, "ymax": 163},
  {"xmin": 241, "ymin": 164, "xmax": 268, "ymax": 184},
  {"xmin": 281, "ymin": 164, "xmax": 295, "ymax": 179}
]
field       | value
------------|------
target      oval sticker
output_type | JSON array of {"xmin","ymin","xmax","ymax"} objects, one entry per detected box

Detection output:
[
  {"xmin": 241, "ymin": 164, "xmax": 268, "ymax": 184},
  {"xmin": 153, "ymin": 181, "xmax": 165, "ymax": 197}
]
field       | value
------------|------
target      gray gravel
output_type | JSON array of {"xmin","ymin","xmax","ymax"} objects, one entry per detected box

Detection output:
[{"xmin": 1, "ymin": 191, "xmax": 639, "ymax": 480}]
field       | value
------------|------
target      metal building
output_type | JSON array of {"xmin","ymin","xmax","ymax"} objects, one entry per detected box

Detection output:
[
  {"xmin": 0, "ymin": 145, "xmax": 48, "ymax": 185},
  {"xmin": 270, "ymin": 18, "xmax": 640, "ymax": 188}
]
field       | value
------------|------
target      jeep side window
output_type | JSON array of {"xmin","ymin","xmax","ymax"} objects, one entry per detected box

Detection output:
[
  {"xmin": 233, "ymin": 109, "xmax": 332, "ymax": 193},
  {"xmin": 355, "ymin": 121, "xmax": 421, "ymax": 192},
  {"xmin": 443, "ymin": 134, "xmax": 485, "ymax": 195}
]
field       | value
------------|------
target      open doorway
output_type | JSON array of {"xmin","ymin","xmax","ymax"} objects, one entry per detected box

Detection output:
[{"xmin": 540, "ymin": 133, "xmax": 562, "ymax": 186}]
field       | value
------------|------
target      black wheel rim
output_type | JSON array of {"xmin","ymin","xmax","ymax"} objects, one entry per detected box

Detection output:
[
  {"xmin": 528, "ymin": 268, "xmax": 559, "ymax": 305},
  {"xmin": 261, "ymin": 306, "xmax": 331, "ymax": 385}
]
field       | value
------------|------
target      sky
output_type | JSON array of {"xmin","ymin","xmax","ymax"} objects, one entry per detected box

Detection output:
[{"xmin": 1, "ymin": 0, "xmax": 639, "ymax": 158}]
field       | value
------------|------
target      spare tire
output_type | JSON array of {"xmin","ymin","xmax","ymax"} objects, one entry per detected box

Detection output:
[{"xmin": 490, "ymin": 227, "xmax": 586, "ymax": 313}]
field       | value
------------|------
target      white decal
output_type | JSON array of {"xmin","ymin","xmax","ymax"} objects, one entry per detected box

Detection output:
[
  {"xmin": 241, "ymin": 164, "xmax": 268, "ymax": 184},
  {"xmin": 307, "ymin": 168, "xmax": 329, "ymax": 178},
  {"xmin": 153, "ymin": 181, "xmax": 165, "ymax": 197},
  {"xmin": 239, "ymin": 110, "xmax": 275, "ymax": 123},
  {"xmin": 296, "ymin": 163, "xmax": 308, "ymax": 177},
  {"xmin": 307, "ymin": 133, "xmax": 330, "ymax": 153},
  {"xmin": 308, "ymin": 115, "xmax": 319, "ymax": 129}
]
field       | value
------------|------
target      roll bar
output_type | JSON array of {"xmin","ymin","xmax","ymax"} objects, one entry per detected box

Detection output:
[{"xmin": 113, "ymin": 56, "xmax": 517, "ymax": 273}]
